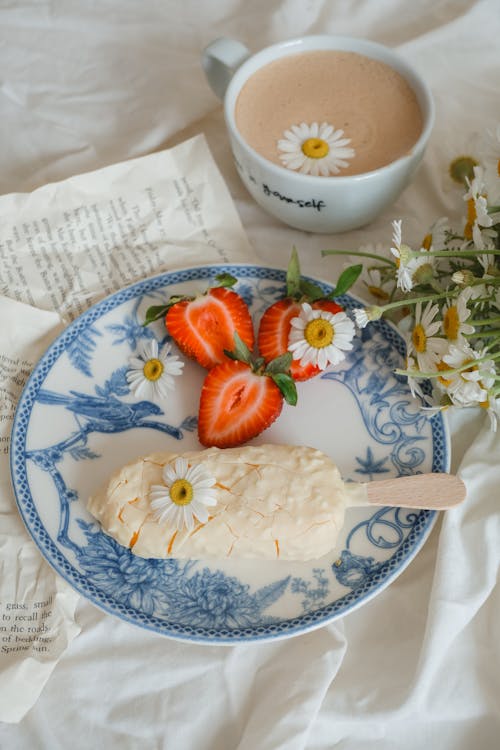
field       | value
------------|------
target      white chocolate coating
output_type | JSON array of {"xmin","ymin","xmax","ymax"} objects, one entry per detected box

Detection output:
[{"xmin": 87, "ymin": 444, "xmax": 363, "ymax": 561}]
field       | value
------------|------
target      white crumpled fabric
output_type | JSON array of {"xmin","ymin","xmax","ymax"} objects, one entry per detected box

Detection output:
[{"xmin": 1, "ymin": 0, "xmax": 499, "ymax": 747}]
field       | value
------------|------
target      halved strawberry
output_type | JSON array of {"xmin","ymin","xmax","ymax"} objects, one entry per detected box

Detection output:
[
  {"xmin": 198, "ymin": 334, "xmax": 297, "ymax": 448},
  {"xmin": 258, "ymin": 298, "xmax": 343, "ymax": 381},
  {"xmin": 144, "ymin": 274, "xmax": 254, "ymax": 370},
  {"xmin": 257, "ymin": 249, "xmax": 360, "ymax": 381}
]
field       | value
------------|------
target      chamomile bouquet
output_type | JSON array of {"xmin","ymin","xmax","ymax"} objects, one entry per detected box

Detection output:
[{"xmin": 323, "ymin": 125, "xmax": 500, "ymax": 428}]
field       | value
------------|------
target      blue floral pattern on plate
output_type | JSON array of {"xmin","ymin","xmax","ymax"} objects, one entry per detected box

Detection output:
[{"xmin": 10, "ymin": 265, "xmax": 449, "ymax": 643}]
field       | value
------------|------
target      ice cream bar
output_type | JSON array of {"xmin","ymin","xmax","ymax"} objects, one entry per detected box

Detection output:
[{"xmin": 87, "ymin": 444, "xmax": 368, "ymax": 561}]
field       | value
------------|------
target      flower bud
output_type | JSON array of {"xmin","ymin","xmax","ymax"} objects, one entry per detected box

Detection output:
[
  {"xmin": 452, "ymin": 269, "xmax": 475, "ymax": 286},
  {"xmin": 412, "ymin": 262, "xmax": 434, "ymax": 286}
]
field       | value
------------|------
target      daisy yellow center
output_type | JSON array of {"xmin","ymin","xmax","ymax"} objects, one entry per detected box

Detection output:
[
  {"xmin": 143, "ymin": 358, "xmax": 164, "ymax": 381},
  {"xmin": 436, "ymin": 360, "xmax": 453, "ymax": 387},
  {"xmin": 302, "ymin": 138, "xmax": 329, "ymax": 159},
  {"xmin": 169, "ymin": 478, "xmax": 193, "ymax": 506},
  {"xmin": 304, "ymin": 318, "xmax": 334, "ymax": 349},
  {"xmin": 448, "ymin": 155, "xmax": 477, "ymax": 186},
  {"xmin": 412, "ymin": 323, "xmax": 427, "ymax": 353},
  {"xmin": 443, "ymin": 305, "xmax": 460, "ymax": 340},
  {"xmin": 464, "ymin": 198, "xmax": 477, "ymax": 240},
  {"xmin": 421, "ymin": 233, "xmax": 433, "ymax": 251}
]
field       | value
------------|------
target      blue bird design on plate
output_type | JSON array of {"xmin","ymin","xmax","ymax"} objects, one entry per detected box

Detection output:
[{"xmin": 36, "ymin": 389, "xmax": 183, "ymax": 439}]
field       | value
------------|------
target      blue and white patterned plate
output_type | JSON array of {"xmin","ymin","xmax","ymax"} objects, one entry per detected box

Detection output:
[{"xmin": 10, "ymin": 264, "xmax": 449, "ymax": 643}]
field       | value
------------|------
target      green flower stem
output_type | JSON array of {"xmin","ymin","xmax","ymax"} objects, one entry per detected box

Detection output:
[
  {"xmin": 321, "ymin": 249, "xmax": 396, "ymax": 267},
  {"xmin": 395, "ymin": 351, "xmax": 500, "ymax": 380},
  {"xmin": 464, "ymin": 331, "xmax": 500, "ymax": 341},
  {"xmin": 470, "ymin": 316, "xmax": 500, "ymax": 327},
  {"xmin": 487, "ymin": 205, "xmax": 500, "ymax": 213},
  {"xmin": 422, "ymin": 248, "xmax": 500, "ymax": 259},
  {"xmin": 377, "ymin": 289, "xmax": 460, "ymax": 315},
  {"xmin": 468, "ymin": 295, "xmax": 497, "ymax": 304}
]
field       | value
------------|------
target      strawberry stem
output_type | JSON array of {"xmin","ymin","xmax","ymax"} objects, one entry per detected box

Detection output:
[
  {"xmin": 143, "ymin": 274, "xmax": 238, "ymax": 326},
  {"xmin": 224, "ymin": 334, "xmax": 298, "ymax": 405},
  {"xmin": 213, "ymin": 272, "xmax": 237, "ymax": 289}
]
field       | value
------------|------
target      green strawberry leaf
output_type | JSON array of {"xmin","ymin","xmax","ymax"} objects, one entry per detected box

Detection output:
[
  {"xmin": 254, "ymin": 356, "xmax": 266, "ymax": 371},
  {"xmin": 223, "ymin": 331, "xmax": 253, "ymax": 365},
  {"xmin": 328, "ymin": 264, "xmax": 363, "ymax": 298},
  {"xmin": 265, "ymin": 352, "xmax": 293, "ymax": 375},
  {"xmin": 214, "ymin": 272, "xmax": 238, "ymax": 288},
  {"xmin": 143, "ymin": 304, "xmax": 170, "ymax": 326},
  {"xmin": 299, "ymin": 278, "xmax": 326, "ymax": 302},
  {"xmin": 271, "ymin": 373, "xmax": 298, "ymax": 406},
  {"xmin": 286, "ymin": 246, "xmax": 301, "ymax": 298}
]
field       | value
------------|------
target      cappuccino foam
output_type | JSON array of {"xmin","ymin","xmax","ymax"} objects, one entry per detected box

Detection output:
[{"xmin": 235, "ymin": 50, "xmax": 423, "ymax": 176}]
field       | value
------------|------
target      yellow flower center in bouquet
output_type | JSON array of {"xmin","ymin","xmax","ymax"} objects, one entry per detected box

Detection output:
[
  {"xmin": 443, "ymin": 305, "xmax": 460, "ymax": 340},
  {"xmin": 305, "ymin": 318, "xmax": 334, "ymax": 348},
  {"xmin": 449, "ymin": 155, "xmax": 478, "ymax": 185},
  {"xmin": 302, "ymin": 138, "xmax": 329, "ymax": 159},
  {"xmin": 169, "ymin": 479, "xmax": 194, "ymax": 506},
  {"xmin": 143, "ymin": 358, "xmax": 164, "ymax": 381},
  {"xmin": 436, "ymin": 361, "xmax": 453, "ymax": 387},
  {"xmin": 367, "ymin": 284, "xmax": 390, "ymax": 302},
  {"xmin": 412, "ymin": 324, "xmax": 427, "ymax": 353},
  {"xmin": 421, "ymin": 233, "xmax": 433, "ymax": 251}
]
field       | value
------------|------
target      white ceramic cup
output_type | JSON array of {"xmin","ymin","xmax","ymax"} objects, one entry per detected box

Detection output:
[{"xmin": 202, "ymin": 35, "xmax": 434, "ymax": 234}]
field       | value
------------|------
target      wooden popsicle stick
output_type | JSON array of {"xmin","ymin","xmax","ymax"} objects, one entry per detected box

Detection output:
[{"xmin": 366, "ymin": 473, "xmax": 467, "ymax": 510}]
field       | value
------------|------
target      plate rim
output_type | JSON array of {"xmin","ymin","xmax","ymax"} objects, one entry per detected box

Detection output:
[{"xmin": 9, "ymin": 262, "xmax": 450, "ymax": 643}]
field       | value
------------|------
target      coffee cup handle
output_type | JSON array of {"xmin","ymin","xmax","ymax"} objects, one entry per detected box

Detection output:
[{"xmin": 202, "ymin": 38, "xmax": 251, "ymax": 100}]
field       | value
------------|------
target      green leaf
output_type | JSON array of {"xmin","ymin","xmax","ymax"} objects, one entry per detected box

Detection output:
[
  {"xmin": 254, "ymin": 356, "xmax": 265, "ymax": 371},
  {"xmin": 265, "ymin": 351, "xmax": 292, "ymax": 374},
  {"xmin": 299, "ymin": 278, "xmax": 326, "ymax": 302},
  {"xmin": 214, "ymin": 272, "xmax": 237, "ymax": 288},
  {"xmin": 271, "ymin": 373, "xmax": 298, "ymax": 406},
  {"xmin": 286, "ymin": 246, "xmax": 301, "ymax": 298},
  {"xmin": 223, "ymin": 331, "xmax": 253, "ymax": 365},
  {"xmin": 143, "ymin": 304, "xmax": 170, "ymax": 326},
  {"xmin": 330, "ymin": 264, "xmax": 363, "ymax": 297}
]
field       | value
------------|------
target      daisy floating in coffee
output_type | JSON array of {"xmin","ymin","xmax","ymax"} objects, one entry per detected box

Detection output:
[
  {"xmin": 288, "ymin": 302, "xmax": 355, "ymax": 369},
  {"xmin": 277, "ymin": 122, "xmax": 355, "ymax": 176},
  {"xmin": 126, "ymin": 340, "xmax": 184, "ymax": 402},
  {"xmin": 149, "ymin": 457, "xmax": 217, "ymax": 531}
]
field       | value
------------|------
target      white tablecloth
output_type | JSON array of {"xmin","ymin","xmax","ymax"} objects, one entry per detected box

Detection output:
[{"xmin": 1, "ymin": 1, "xmax": 499, "ymax": 747}]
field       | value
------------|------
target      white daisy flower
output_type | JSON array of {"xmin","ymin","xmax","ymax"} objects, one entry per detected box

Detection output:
[
  {"xmin": 443, "ymin": 131, "xmax": 481, "ymax": 192},
  {"xmin": 420, "ymin": 217, "xmax": 449, "ymax": 252},
  {"xmin": 463, "ymin": 165, "xmax": 496, "ymax": 252},
  {"xmin": 353, "ymin": 307, "xmax": 370, "ymax": 329},
  {"xmin": 406, "ymin": 301, "xmax": 448, "ymax": 373},
  {"xmin": 288, "ymin": 302, "xmax": 355, "ymax": 369},
  {"xmin": 390, "ymin": 219, "xmax": 419, "ymax": 292},
  {"xmin": 277, "ymin": 121, "xmax": 355, "ymax": 176},
  {"xmin": 150, "ymin": 457, "xmax": 217, "ymax": 532},
  {"xmin": 350, "ymin": 244, "xmax": 394, "ymax": 303},
  {"xmin": 405, "ymin": 354, "xmax": 432, "ymax": 404},
  {"xmin": 442, "ymin": 289, "xmax": 475, "ymax": 343},
  {"xmin": 127, "ymin": 340, "xmax": 184, "ymax": 401},
  {"xmin": 441, "ymin": 343, "xmax": 495, "ymax": 407}
]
